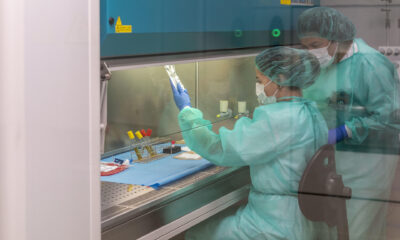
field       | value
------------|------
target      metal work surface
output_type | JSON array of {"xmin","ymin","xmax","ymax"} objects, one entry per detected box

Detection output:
[{"xmin": 101, "ymin": 166, "xmax": 250, "ymax": 240}]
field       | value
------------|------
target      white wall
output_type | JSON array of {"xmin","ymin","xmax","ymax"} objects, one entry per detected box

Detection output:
[
  {"xmin": 321, "ymin": 0, "xmax": 400, "ymax": 48},
  {"xmin": 0, "ymin": 1, "xmax": 27, "ymax": 239},
  {"xmin": 0, "ymin": 0, "xmax": 100, "ymax": 240}
]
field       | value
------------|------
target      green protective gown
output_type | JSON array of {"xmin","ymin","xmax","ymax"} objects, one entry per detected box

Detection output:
[
  {"xmin": 178, "ymin": 97, "xmax": 333, "ymax": 239},
  {"xmin": 303, "ymin": 38, "xmax": 400, "ymax": 239}
]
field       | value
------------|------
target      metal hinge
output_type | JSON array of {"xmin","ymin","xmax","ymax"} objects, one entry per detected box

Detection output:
[{"xmin": 101, "ymin": 61, "xmax": 112, "ymax": 81}]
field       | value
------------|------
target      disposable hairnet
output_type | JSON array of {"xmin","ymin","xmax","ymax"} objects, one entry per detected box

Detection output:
[
  {"xmin": 297, "ymin": 7, "xmax": 356, "ymax": 42},
  {"xmin": 255, "ymin": 47, "xmax": 320, "ymax": 89}
]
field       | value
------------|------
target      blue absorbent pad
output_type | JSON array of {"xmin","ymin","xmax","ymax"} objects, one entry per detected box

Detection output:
[{"xmin": 100, "ymin": 145, "xmax": 213, "ymax": 189}]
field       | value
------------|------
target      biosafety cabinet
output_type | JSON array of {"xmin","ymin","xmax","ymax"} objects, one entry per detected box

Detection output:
[
  {"xmin": 99, "ymin": 1, "xmax": 318, "ymax": 239},
  {"xmin": 4, "ymin": 0, "xmax": 400, "ymax": 240},
  {"xmin": 100, "ymin": 0, "xmax": 318, "ymax": 57}
]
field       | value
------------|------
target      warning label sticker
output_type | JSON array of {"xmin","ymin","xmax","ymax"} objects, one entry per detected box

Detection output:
[
  {"xmin": 280, "ymin": 0, "xmax": 291, "ymax": 5},
  {"xmin": 115, "ymin": 16, "xmax": 132, "ymax": 33}
]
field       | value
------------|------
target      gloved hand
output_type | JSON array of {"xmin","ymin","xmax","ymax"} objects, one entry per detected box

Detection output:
[
  {"xmin": 170, "ymin": 79, "xmax": 191, "ymax": 111},
  {"xmin": 328, "ymin": 125, "xmax": 349, "ymax": 144}
]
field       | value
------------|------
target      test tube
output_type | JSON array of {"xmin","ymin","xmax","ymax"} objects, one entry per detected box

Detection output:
[
  {"xmin": 146, "ymin": 129, "xmax": 157, "ymax": 155},
  {"xmin": 127, "ymin": 130, "xmax": 142, "ymax": 161},
  {"xmin": 238, "ymin": 101, "xmax": 247, "ymax": 114},
  {"xmin": 141, "ymin": 129, "xmax": 156, "ymax": 157},
  {"xmin": 171, "ymin": 140, "xmax": 176, "ymax": 154},
  {"xmin": 220, "ymin": 100, "xmax": 229, "ymax": 112},
  {"xmin": 135, "ymin": 131, "xmax": 154, "ymax": 157}
]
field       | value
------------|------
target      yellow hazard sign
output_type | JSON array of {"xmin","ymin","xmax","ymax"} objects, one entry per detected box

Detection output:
[
  {"xmin": 115, "ymin": 16, "xmax": 132, "ymax": 33},
  {"xmin": 281, "ymin": 0, "xmax": 291, "ymax": 5}
]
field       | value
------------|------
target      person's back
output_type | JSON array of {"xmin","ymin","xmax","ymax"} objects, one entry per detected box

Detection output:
[
  {"xmin": 180, "ymin": 95, "xmax": 331, "ymax": 240},
  {"xmin": 241, "ymin": 100, "xmax": 330, "ymax": 239},
  {"xmin": 247, "ymin": 100, "xmax": 324, "ymax": 196}
]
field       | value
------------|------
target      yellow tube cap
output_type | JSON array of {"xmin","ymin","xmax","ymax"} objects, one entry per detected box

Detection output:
[
  {"xmin": 135, "ymin": 131, "xmax": 143, "ymax": 139},
  {"xmin": 127, "ymin": 131, "xmax": 135, "ymax": 139}
]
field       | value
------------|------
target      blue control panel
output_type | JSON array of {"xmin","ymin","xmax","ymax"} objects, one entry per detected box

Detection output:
[{"xmin": 100, "ymin": 0, "xmax": 319, "ymax": 58}]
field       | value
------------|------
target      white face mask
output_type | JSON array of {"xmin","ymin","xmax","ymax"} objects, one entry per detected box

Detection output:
[
  {"xmin": 308, "ymin": 42, "xmax": 337, "ymax": 68},
  {"xmin": 256, "ymin": 81, "xmax": 279, "ymax": 105}
]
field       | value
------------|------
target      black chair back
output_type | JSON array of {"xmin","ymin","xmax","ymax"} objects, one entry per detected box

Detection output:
[{"xmin": 298, "ymin": 144, "xmax": 352, "ymax": 240}]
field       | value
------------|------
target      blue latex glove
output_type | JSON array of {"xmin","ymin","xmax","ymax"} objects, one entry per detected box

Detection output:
[
  {"xmin": 328, "ymin": 125, "xmax": 349, "ymax": 144},
  {"xmin": 170, "ymin": 79, "xmax": 191, "ymax": 111}
]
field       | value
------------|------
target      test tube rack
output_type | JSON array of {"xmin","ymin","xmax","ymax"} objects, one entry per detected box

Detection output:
[{"xmin": 102, "ymin": 137, "xmax": 172, "ymax": 164}]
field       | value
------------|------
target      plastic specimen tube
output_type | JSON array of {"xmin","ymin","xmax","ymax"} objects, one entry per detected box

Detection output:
[
  {"xmin": 127, "ymin": 130, "xmax": 143, "ymax": 160},
  {"xmin": 140, "ymin": 129, "xmax": 155, "ymax": 156},
  {"xmin": 146, "ymin": 129, "xmax": 157, "ymax": 155},
  {"xmin": 220, "ymin": 100, "xmax": 229, "ymax": 112},
  {"xmin": 238, "ymin": 101, "xmax": 247, "ymax": 113},
  {"xmin": 164, "ymin": 65, "xmax": 185, "ymax": 90},
  {"xmin": 136, "ymin": 131, "xmax": 155, "ymax": 157}
]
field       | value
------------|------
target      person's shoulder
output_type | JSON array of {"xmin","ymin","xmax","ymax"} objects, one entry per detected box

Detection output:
[
  {"xmin": 355, "ymin": 39, "xmax": 392, "ymax": 62},
  {"xmin": 254, "ymin": 100, "xmax": 319, "ymax": 130},
  {"xmin": 256, "ymin": 101, "xmax": 295, "ymax": 110},
  {"xmin": 254, "ymin": 101, "xmax": 304, "ymax": 117},
  {"xmin": 350, "ymin": 38, "xmax": 395, "ymax": 70},
  {"xmin": 355, "ymin": 39, "xmax": 377, "ymax": 53}
]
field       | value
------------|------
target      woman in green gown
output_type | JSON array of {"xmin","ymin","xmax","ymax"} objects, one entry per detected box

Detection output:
[
  {"xmin": 298, "ymin": 7, "xmax": 400, "ymax": 239},
  {"xmin": 170, "ymin": 47, "xmax": 333, "ymax": 239}
]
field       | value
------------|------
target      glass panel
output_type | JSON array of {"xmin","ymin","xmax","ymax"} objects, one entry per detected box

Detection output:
[
  {"xmin": 102, "ymin": 2, "xmax": 400, "ymax": 240},
  {"xmin": 104, "ymin": 63, "xmax": 196, "ymax": 152},
  {"xmin": 301, "ymin": 1, "xmax": 400, "ymax": 240},
  {"xmin": 198, "ymin": 57, "xmax": 258, "ymax": 126},
  {"xmin": 104, "ymin": 56, "xmax": 259, "ymax": 153}
]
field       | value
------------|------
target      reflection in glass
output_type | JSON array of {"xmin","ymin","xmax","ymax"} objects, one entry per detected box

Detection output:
[{"xmin": 299, "ymin": 6, "xmax": 400, "ymax": 239}]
